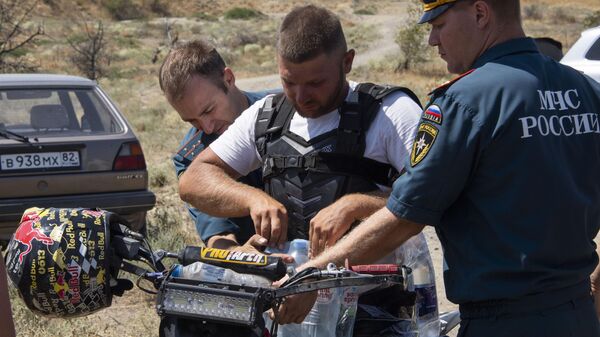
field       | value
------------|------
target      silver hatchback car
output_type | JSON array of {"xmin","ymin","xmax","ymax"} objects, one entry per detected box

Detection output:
[{"xmin": 0, "ymin": 74, "xmax": 155, "ymax": 242}]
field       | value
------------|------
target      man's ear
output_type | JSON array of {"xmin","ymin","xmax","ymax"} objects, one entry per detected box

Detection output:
[
  {"xmin": 343, "ymin": 49, "xmax": 355, "ymax": 74},
  {"xmin": 473, "ymin": 0, "xmax": 491, "ymax": 28},
  {"xmin": 223, "ymin": 67, "xmax": 236, "ymax": 87}
]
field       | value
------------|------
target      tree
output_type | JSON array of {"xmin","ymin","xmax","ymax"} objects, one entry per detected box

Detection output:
[
  {"xmin": 394, "ymin": 0, "xmax": 430, "ymax": 71},
  {"xmin": 67, "ymin": 21, "xmax": 109, "ymax": 81},
  {"xmin": 0, "ymin": 0, "xmax": 44, "ymax": 72}
]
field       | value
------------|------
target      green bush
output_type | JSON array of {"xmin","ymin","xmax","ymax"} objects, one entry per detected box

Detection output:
[
  {"xmin": 395, "ymin": 22, "xmax": 430, "ymax": 71},
  {"xmin": 354, "ymin": 8, "xmax": 375, "ymax": 15},
  {"xmin": 223, "ymin": 7, "xmax": 263, "ymax": 20},
  {"xmin": 103, "ymin": 0, "xmax": 144, "ymax": 20},
  {"xmin": 194, "ymin": 12, "xmax": 218, "ymax": 21},
  {"xmin": 583, "ymin": 10, "xmax": 600, "ymax": 28}
]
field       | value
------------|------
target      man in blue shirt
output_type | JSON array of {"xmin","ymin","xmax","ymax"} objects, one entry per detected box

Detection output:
[
  {"xmin": 277, "ymin": 1, "xmax": 600, "ymax": 335},
  {"xmin": 159, "ymin": 40, "xmax": 273, "ymax": 250}
]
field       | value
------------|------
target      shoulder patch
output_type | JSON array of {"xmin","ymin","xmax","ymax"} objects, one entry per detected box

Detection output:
[
  {"xmin": 176, "ymin": 130, "xmax": 204, "ymax": 164},
  {"xmin": 411, "ymin": 122, "xmax": 438, "ymax": 167},
  {"xmin": 422, "ymin": 104, "xmax": 443, "ymax": 125},
  {"xmin": 428, "ymin": 69, "xmax": 475, "ymax": 96}
]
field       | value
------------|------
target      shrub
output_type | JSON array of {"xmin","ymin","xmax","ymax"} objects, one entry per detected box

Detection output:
[
  {"xmin": 148, "ymin": 0, "xmax": 170, "ymax": 16},
  {"xmin": 223, "ymin": 7, "xmax": 263, "ymax": 20},
  {"xmin": 194, "ymin": 12, "xmax": 217, "ymax": 21},
  {"xmin": 523, "ymin": 4, "xmax": 543, "ymax": 20},
  {"xmin": 583, "ymin": 10, "xmax": 600, "ymax": 28},
  {"xmin": 103, "ymin": 0, "xmax": 144, "ymax": 20},
  {"xmin": 354, "ymin": 8, "xmax": 375, "ymax": 15},
  {"xmin": 394, "ymin": 0, "xmax": 431, "ymax": 71},
  {"xmin": 550, "ymin": 7, "xmax": 576, "ymax": 24}
]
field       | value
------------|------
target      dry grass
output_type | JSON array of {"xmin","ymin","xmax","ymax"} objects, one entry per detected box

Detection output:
[{"xmin": 6, "ymin": 0, "xmax": 599, "ymax": 336}]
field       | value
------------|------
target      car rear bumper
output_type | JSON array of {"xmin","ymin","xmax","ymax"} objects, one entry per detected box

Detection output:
[{"xmin": 0, "ymin": 190, "xmax": 156, "ymax": 240}]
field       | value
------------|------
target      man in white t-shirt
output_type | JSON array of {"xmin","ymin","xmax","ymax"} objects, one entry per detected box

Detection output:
[
  {"xmin": 179, "ymin": 5, "xmax": 432, "ymax": 330},
  {"xmin": 179, "ymin": 5, "xmax": 421, "ymax": 254}
]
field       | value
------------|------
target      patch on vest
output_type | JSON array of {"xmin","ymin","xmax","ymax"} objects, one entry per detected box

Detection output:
[
  {"xmin": 422, "ymin": 104, "xmax": 443, "ymax": 125},
  {"xmin": 411, "ymin": 123, "xmax": 438, "ymax": 166}
]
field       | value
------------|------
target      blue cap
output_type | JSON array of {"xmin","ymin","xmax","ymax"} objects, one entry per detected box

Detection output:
[{"xmin": 419, "ymin": 0, "xmax": 459, "ymax": 24}]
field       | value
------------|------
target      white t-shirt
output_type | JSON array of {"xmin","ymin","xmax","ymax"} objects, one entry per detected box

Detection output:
[{"xmin": 210, "ymin": 81, "xmax": 422, "ymax": 180}]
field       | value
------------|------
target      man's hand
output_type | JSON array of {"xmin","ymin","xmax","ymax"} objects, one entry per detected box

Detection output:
[
  {"xmin": 272, "ymin": 292, "xmax": 318, "ymax": 324},
  {"xmin": 249, "ymin": 195, "xmax": 288, "ymax": 248},
  {"xmin": 309, "ymin": 197, "xmax": 357, "ymax": 257},
  {"xmin": 209, "ymin": 234, "xmax": 294, "ymax": 263},
  {"xmin": 269, "ymin": 274, "xmax": 317, "ymax": 324}
]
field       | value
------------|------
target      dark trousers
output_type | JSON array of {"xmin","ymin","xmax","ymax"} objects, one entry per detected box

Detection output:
[{"xmin": 458, "ymin": 295, "xmax": 600, "ymax": 337}]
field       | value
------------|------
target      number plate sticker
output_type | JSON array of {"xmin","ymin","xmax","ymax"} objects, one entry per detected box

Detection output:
[{"xmin": 0, "ymin": 151, "xmax": 80, "ymax": 171}]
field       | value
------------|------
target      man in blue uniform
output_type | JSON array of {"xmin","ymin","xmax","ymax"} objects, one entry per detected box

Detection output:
[
  {"xmin": 277, "ymin": 0, "xmax": 600, "ymax": 335},
  {"xmin": 159, "ymin": 40, "xmax": 274, "ymax": 250}
]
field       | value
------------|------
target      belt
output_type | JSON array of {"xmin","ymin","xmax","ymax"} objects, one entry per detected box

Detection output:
[{"xmin": 459, "ymin": 280, "xmax": 591, "ymax": 319}]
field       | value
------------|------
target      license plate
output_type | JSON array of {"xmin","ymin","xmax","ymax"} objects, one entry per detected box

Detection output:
[{"xmin": 0, "ymin": 151, "xmax": 80, "ymax": 171}]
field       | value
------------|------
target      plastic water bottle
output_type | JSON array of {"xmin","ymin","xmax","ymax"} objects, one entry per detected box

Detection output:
[
  {"xmin": 336, "ymin": 285, "xmax": 359, "ymax": 337},
  {"xmin": 264, "ymin": 239, "xmax": 310, "ymax": 337},
  {"xmin": 303, "ymin": 287, "xmax": 340, "ymax": 337},
  {"xmin": 288, "ymin": 239, "xmax": 309, "ymax": 267},
  {"xmin": 413, "ymin": 263, "xmax": 440, "ymax": 337},
  {"xmin": 392, "ymin": 233, "xmax": 439, "ymax": 337},
  {"xmin": 172, "ymin": 262, "xmax": 272, "ymax": 288}
]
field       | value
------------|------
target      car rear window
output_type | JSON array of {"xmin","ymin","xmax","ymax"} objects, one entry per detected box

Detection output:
[
  {"xmin": 585, "ymin": 37, "xmax": 600, "ymax": 61},
  {"xmin": 0, "ymin": 88, "xmax": 124, "ymax": 136}
]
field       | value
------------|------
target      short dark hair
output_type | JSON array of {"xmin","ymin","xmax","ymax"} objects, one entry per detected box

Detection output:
[
  {"xmin": 159, "ymin": 40, "xmax": 227, "ymax": 102},
  {"xmin": 277, "ymin": 5, "xmax": 347, "ymax": 63}
]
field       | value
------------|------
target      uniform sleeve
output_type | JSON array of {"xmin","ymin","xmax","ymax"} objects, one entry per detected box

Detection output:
[
  {"xmin": 172, "ymin": 127, "xmax": 202, "ymax": 178},
  {"xmin": 209, "ymin": 97, "xmax": 268, "ymax": 176},
  {"xmin": 386, "ymin": 94, "xmax": 484, "ymax": 226}
]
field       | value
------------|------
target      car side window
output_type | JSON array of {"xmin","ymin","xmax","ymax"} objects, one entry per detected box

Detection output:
[{"xmin": 585, "ymin": 37, "xmax": 600, "ymax": 61}]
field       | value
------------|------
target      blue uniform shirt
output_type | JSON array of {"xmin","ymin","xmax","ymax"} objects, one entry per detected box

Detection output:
[
  {"xmin": 173, "ymin": 90, "xmax": 271, "ymax": 244},
  {"xmin": 387, "ymin": 38, "xmax": 600, "ymax": 304}
]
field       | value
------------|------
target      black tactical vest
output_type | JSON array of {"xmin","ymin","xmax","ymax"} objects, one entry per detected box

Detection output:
[{"xmin": 254, "ymin": 83, "xmax": 421, "ymax": 240}]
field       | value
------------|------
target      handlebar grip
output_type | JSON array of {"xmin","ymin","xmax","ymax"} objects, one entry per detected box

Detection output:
[
  {"xmin": 179, "ymin": 246, "xmax": 287, "ymax": 281},
  {"xmin": 350, "ymin": 264, "xmax": 400, "ymax": 275}
]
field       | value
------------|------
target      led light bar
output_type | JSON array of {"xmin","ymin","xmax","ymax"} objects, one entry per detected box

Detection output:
[{"xmin": 156, "ymin": 279, "xmax": 263, "ymax": 327}]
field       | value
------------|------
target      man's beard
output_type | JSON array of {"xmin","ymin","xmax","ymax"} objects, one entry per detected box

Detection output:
[{"xmin": 294, "ymin": 66, "xmax": 347, "ymax": 118}]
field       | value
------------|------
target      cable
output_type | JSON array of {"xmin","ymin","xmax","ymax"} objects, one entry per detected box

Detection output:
[
  {"xmin": 136, "ymin": 274, "xmax": 158, "ymax": 295},
  {"xmin": 280, "ymin": 267, "xmax": 320, "ymax": 288}
]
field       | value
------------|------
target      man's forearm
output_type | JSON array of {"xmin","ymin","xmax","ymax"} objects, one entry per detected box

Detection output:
[
  {"xmin": 179, "ymin": 159, "xmax": 264, "ymax": 218},
  {"xmin": 306, "ymin": 207, "xmax": 424, "ymax": 268},
  {"xmin": 341, "ymin": 191, "xmax": 388, "ymax": 221}
]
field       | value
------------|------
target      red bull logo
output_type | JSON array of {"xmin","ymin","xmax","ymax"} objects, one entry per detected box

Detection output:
[
  {"xmin": 14, "ymin": 210, "xmax": 54, "ymax": 263},
  {"xmin": 54, "ymin": 271, "xmax": 70, "ymax": 300}
]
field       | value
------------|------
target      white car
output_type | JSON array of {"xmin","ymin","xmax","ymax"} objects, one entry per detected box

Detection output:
[{"xmin": 561, "ymin": 26, "xmax": 600, "ymax": 82}]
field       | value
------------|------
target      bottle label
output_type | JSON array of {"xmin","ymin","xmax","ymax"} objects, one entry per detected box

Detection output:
[
  {"xmin": 202, "ymin": 263, "xmax": 226, "ymax": 281},
  {"xmin": 317, "ymin": 288, "xmax": 334, "ymax": 304},
  {"xmin": 342, "ymin": 287, "xmax": 358, "ymax": 306},
  {"xmin": 415, "ymin": 285, "xmax": 437, "ymax": 317}
]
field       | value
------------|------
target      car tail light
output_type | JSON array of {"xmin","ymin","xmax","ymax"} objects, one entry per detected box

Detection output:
[{"xmin": 113, "ymin": 141, "xmax": 146, "ymax": 171}]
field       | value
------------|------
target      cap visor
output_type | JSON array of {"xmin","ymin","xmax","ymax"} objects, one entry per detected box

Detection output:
[{"xmin": 418, "ymin": 4, "xmax": 453, "ymax": 24}]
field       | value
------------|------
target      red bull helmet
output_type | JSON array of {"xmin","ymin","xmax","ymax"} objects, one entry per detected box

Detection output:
[{"xmin": 5, "ymin": 207, "xmax": 115, "ymax": 317}]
